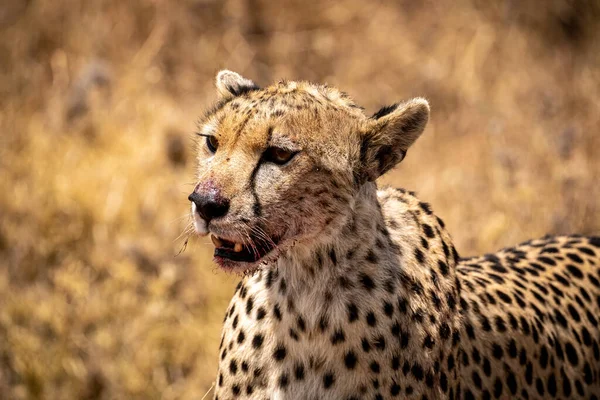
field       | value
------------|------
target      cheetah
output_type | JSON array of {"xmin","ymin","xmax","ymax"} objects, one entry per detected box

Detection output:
[{"xmin": 188, "ymin": 70, "xmax": 600, "ymax": 399}]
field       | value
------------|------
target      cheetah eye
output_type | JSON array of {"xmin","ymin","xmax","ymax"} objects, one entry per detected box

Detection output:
[
  {"xmin": 206, "ymin": 135, "xmax": 219, "ymax": 153},
  {"xmin": 263, "ymin": 147, "xmax": 297, "ymax": 165}
]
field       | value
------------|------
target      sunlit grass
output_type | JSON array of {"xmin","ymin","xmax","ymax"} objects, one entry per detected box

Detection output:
[{"xmin": 0, "ymin": 0, "xmax": 598, "ymax": 398}]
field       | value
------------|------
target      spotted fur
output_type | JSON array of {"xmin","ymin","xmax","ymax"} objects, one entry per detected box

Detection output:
[{"xmin": 190, "ymin": 71, "xmax": 600, "ymax": 400}]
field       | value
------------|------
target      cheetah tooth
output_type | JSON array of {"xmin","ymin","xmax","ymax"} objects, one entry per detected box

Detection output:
[
  {"xmin": 211, "ymin": 234, "xmax": 223, "ymax": 248},
  {"xmin": 234, "ymin": 243, "xmax": 243, "ymax": 252}
]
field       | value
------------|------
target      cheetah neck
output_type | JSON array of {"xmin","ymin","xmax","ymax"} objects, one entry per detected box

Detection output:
[
  {"xmin": 260, "ymin": 183, "xmax": 461, "ymax": 334},
  {"xmin": 224, "ymin": 185, "xmax": 462, "ymax": 397},
  {"xmin": 275, "ymin": 182, "xmax": 387, "ymax": 292}
]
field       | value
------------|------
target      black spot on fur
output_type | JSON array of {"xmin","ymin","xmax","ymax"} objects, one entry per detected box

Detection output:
[
  {"xmin": 411, "ymin": 363, "xmax": 424, "ymax": 381},
  {"xmin": 273, "ymin": 344, "xmax": 287, "ymax": 362},
  {"xmin": 347, "ymin": 302, "xmax": 359, "ymax": 322},
  {"xmin": 419, "ymin": 202, "xmax": 433, "ymax": 215},
  {"xmin": 366, "ymin": 250, "xmax": 378, "ymax": 263},
  {"xmin": 361, "ymin": 337, "xmax": 371, "ymax": 353},
  {"xmin": 329, "ymin": 248, "xmax": 337, "ymax": 265},
  {"xmin": 319, "ymin": 314, "xmax": 329, "ymax": 332},
  {"xmin": 360, "ymin": 273, "xmax": 376, "ymax": 291},
  {"xmin": 344, "ymin": 351, "xmax": 357, "ymax": 369},
  {"xmin": 589, "ymin": 236, "xmax": 600, "ymax": 248},
  {"xmin": 414, "ymin": 248, "xmax": 425, "ymax": 264},
  {"xmin": 331, "ymin": 329, "xmax": 346, "ymax": 345},
  {"xmin": 565, "ymin": 342, "xmax": 579, "ymax": 366},
  {"xmin": 273, "ymin": 304, "xmax": 282, "ymax": 321},
  {"xmin": 370, "ymin": 361, "xmax": 381, "ymax": 373},
  {"xmin": 366, "ymin": 312, "xmax": 377, "ymax": 327},
  {"xmin": 422, "ymin": 224, "xmax": 435, "ymax": 238},
  {"xmin": 383, "ymin": 301, "xmax": 394, "ymax": 317},
  {"xmin": 567, "ymin": 264, "xmax": 584, "ymax": 278},
  {"xmin": 278, "ymin": 373, "xmax": 289, "ymax": 389},
  {"xmin": 251, "ymin": 334, "xmax": 263, "ymax": 349},
  {"xmin": 323, "ymin": 372, "xmax": 335, "ymax": 389},
  {"xmin": 294, "ymin": 363, "xmax": 305, "ymax": 380},
  {"xmin": 374, "ymin": 335, "xmax": 386, "ymax": 351},
  {"xmin": 438, "ymin": 260, "xmax": 449, "ymax": 276}
]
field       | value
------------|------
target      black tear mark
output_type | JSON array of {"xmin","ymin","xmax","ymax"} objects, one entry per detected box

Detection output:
[
  {"xmin": 249, "ymin": 161, "xmax": 262, "ymax": 217},
  {"xmin": 248, "ymin": 127, "xmax": 274, "ymax": 217}
]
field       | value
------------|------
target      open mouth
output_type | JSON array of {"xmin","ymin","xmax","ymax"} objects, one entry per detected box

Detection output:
[{"xmin": 211, "ymin": 234, "xmax": 279, "ymax": 263}]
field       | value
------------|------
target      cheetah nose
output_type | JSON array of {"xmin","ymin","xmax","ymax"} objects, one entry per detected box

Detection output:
[{"xmin": 188, "ymin": 191, "xmax": 230, "ymax": 222}]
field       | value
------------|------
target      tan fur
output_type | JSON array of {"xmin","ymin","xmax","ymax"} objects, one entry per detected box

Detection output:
[{"xmin": 190, "ymin": 71, "xmax": 600, "ymax": 399}]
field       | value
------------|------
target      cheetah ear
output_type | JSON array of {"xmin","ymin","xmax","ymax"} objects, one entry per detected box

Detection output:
[
  {"xmin": 215, "ymin": 70, "xmax": 259, "ymax": 100},
  {"xmin": 358, "ymin": 98, "xmax": 429, "ymax": 182}
]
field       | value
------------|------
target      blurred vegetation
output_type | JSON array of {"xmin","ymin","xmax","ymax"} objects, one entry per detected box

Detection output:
[{"xmin": 0, "ymin": 0, "xmax": 599, "ymax": 398}]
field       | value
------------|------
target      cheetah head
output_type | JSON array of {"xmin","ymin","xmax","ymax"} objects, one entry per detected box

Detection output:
[{"xmin": 189, "ymin": 70, "xmax": 429, "ymax": 272}]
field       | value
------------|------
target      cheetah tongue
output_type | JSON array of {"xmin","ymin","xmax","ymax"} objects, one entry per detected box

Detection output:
[{"xmin": 211, "ymin": 234, "xmax": 243, "ymax": 252}]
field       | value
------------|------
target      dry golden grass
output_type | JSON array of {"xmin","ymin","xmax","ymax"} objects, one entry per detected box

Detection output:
[{"xmin": 0, "ymin": 0, "xmax": 599, "ymax": 398}]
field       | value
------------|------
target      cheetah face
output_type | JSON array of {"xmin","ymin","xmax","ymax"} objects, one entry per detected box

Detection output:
[{"xmin": 189, "ymin": 70, "xmax": 429, "ymax": 272}]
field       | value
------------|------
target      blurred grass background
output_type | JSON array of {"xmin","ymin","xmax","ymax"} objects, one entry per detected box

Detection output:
[{"xmin": 0, "ymin": 0, "xmax": 599, "ymax": 398}]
